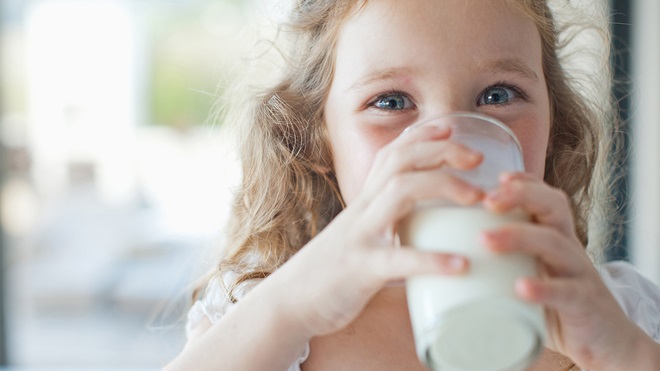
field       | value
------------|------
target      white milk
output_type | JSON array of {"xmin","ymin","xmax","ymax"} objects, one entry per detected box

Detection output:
[{"xmin": 400, "ymin": 206, "xmax": 545, "ymax": 371}]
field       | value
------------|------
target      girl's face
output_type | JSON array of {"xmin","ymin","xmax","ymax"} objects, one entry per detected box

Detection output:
[{"xmin": 324, "ymin": 0, "xmax": 551, "ymax": 204}]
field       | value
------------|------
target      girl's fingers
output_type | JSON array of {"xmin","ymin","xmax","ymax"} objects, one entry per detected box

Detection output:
[
  {"xmin": 384, "ymin": 140, "xmax": 483, "ymax": 172},
  {"xmin": 484, "ymin": 174, "xmax": 576, "ymax": 237},
  {"xmin": 368, "ymin": 247, "xmax": 469, "ymax": 282},
  {"xmin": 363, "ymin": 126, "xmax": 481, "ymax": 198},
  {"xmin": 515, "ymin": 276, "xmax": 586, "ymax": 314},
  {"xmin": 360, "ymin": 171, "xmax": 483, "ymax": 236},
  {"xmin": 481, "ymin": 223, "xmax": 586, "ymax": 276},
  {"xmin": 370, "ymin": 125, "xmax": 451, "ymax": 175},
  {"xmin": 516, "ymin": 276, "xmax": 567, "ymax": 305},
  {"xmin": 365, "ymin": 140, "xmax": 482, "ymax": 197}
]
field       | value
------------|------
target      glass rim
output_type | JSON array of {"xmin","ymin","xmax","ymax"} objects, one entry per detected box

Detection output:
[{"xmin": 407, "ymin": 112, "xmax": 524, "ymax": 155}]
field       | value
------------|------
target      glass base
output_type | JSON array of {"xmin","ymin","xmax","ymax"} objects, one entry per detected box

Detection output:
[{"xmin": 421, "ymin": 299, "xmax": 543, "ymax": 371}]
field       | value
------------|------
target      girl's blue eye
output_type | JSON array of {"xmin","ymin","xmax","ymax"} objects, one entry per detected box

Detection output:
[
  {"xmin": 373, "ymin": 93, "xmax": 412, "ymax": 110},
  {"xmin": 479, "ymin": 86, "xmax": 518, "ymax": 105}
]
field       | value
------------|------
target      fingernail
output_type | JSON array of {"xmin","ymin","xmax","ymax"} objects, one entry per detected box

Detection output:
[
  {"xmin": 499, "ymin": 172, "xmax": 514, "ymax": 183},
  {"xmin": 449, "ymin": 256, "xmax": 467, "ymax": 270},
  {"xmin": 485, "ymin": 189, "xmax": 505, "ymax": 204},
  {"xmin": 431, "ymin": 123, "xmax": 449, "ymax": 131},
  {"xmin": 463, "ymin": 188, "xmax": 484, "ymax": 204},
  {"xmin": 428, "ymin": 124, "xmax": 450, "ymax": 137},
  {"xmin": 481, "ymin": 230, "xmax": 506, "ymax": 247},
  {"xmin": 468, "ymin": 151, "xmax": 483, "ymax": 163},
  {"xmin": 479, "ymin": 231, "xmax": 494, "ymax": 245}
]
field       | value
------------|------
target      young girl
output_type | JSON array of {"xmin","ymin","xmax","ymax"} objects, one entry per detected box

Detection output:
[{"xmin": 166, "ymin": 0, "xmax": 660, "ymax": 370}]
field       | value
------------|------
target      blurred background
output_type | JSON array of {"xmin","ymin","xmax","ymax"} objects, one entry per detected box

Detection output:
[
  {"xmin": 0, "ymin": 0, "xmax": 252, "ymax": 368},
  {"xmin": 0, "ymin": 0, "xmax": 657, "ymax": 369}
]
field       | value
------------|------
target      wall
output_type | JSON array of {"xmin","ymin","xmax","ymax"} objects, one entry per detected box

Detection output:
[{"xmin": 630, "ymin": 0, "xmax": 660, "ymax": 285}]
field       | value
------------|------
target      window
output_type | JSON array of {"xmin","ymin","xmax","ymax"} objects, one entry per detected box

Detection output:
[{"xmin": 0, "ymin": 0, "xmax": 248, "ymax": 366}]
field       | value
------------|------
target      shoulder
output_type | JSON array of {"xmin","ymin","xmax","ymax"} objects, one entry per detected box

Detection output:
[
  {"xmin": 183, "ymin": 273, "xmax": 310, "ymax": 370},
  {"xmin": 185, "ymin": 272, "xmax": 259, "ymax": 339},
  {"xmin": 598, "ymin": 260, "xmax": 660, "ymax": 341}
]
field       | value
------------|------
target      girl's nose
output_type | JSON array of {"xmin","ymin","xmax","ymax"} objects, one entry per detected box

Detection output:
[
  {"xmin": 422, "ymin": 106, "xmax": 476, "ymax": 123},
  {"xmin": 423, "ymin": 91, "xmax": 476, "ymax": 119}
]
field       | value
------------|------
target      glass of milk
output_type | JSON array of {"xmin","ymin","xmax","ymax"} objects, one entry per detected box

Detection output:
[{"xmin": 399, "ymin": 113, "xmax": 546, "ymax": 371}]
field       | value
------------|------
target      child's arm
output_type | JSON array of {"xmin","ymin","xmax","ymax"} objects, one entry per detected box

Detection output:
[
  {"xmin": 621, "ymin": 328, "xmax": 660, "ymax": 370},
  {"xmin": 166, "ymin": 124, "xmax": 478, "ymax": 370},
  {"xmin": 483, "ymin": 172, "xmax": 660, "ymax": 371},
  {"xmin": 164, "ymin": 275, "xmax": 312, "ymax": 371}
]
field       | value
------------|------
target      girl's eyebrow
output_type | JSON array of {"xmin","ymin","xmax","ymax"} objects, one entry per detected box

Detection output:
[
  {"xmin": 348, "ymin": 66, "xmax": 415, "ymax": 92},
  {"xmin": 348, "ymin": 58, "xmax": 538, "ymax": 92},
  {"xmin": 479, "ymin": 57, "xmax": 539, "ymax": 81}
]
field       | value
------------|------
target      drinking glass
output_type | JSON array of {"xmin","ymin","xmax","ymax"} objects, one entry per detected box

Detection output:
[{"xmin": 399, "ymin": 113, "xmax": 546, "ymax": 371}]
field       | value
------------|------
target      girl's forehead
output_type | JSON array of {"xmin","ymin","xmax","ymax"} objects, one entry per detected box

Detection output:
[
  {"xmin": 334, "ymin": 0, "xmax": 543, "ymax": 83},
  {"xmin": 340, "ymin": 0, "xmax": 538, "ymax": 40}
]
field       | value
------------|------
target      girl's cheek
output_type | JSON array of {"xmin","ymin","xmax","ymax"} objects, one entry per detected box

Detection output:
[
  {"xmin": 506, "ymin": 118, "xmax": 550, "ymax": 178},
  {"xmin": 331, "ymin": 135, "xmax": 376, "ymax": 204}
]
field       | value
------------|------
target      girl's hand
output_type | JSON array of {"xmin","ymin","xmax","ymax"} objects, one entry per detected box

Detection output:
[
  {"xmin": 273, "ymin": 124, "xmax": 482, "ymax": 338},
  {"xmin": 482, "ymin": 173, "xmax": 656, "ymax": 371}
]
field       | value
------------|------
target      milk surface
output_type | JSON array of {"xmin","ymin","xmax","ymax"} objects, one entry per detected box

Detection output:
[{"xmin": 400, "ymin": 206, "xmax": 545, "ymax": 371}]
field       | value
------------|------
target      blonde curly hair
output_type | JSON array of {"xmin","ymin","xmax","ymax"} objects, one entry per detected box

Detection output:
[{"xmin": 199, "ymin": 0, "xmax": 616, "ymax": 311}]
